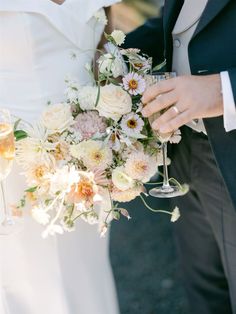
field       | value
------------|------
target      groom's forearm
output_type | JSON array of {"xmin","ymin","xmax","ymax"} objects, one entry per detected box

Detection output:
[{"xmin": 123, "ymin": 17, "xmax": 165, "ymax": 66}]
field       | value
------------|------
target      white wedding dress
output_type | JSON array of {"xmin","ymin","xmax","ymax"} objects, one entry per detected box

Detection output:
[{"xmin": 0, "ymin": 0, "xmax": 120, "ymax": 313}]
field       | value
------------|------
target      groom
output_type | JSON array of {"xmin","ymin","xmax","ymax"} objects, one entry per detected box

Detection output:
[{"xmin": 124, "ymin": 1, "xmax": 236, "ymax": 313}]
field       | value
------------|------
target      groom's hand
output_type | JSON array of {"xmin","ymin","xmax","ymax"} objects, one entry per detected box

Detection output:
[{"xmin": 141, "ymin": 74, "xmax": 223, "ymax": 133}]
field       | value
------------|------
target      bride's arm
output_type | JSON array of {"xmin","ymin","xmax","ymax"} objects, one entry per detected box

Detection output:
[{"xmin": 97, "ymin": 7, "xmax": 113, "ymax": 49}]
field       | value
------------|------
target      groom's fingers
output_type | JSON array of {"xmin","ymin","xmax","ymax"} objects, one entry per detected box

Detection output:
[
  {"xmin": 151, "ymin": 105, "xmax": 182, "ymax": 129},
  {"xmin": 142, "ymin": 91, "xmax": 177, "ymax": 117},
  {"xmin": 157, "ymin": 110, "xmax": 191, "ymax": 133},
  {"xmin": 142, "ymin": 78, "xmax": 175, "ymax": 104}
]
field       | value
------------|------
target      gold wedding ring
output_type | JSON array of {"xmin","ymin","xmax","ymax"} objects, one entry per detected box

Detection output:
[{"xmin": 172, "ymin": 105, "xmax": 180, "ymax": 115}]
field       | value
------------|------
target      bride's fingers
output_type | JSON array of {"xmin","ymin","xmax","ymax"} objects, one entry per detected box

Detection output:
[
  {"xmin": 142, "ymin": 78, "xmax": 175, "ymax": 104},
  {"xmin": 142, "ymin": 91, "xmax": 178, "ymax": 117},
  {"xmin": 157, "ymin": 110, "xmax": 192, "ymax": 133}
]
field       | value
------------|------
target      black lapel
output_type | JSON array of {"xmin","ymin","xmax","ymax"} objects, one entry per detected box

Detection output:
[
  {"xmin": 163, "ymin": 0, "xmax": 184, "ymax": 38},
  {"xmin": 193, "ymin": 0, "xmax": 231, "ymax": 38},
  {"xmin": 163, "ymin": 0, "xmax": 184, "ymax": 69}
]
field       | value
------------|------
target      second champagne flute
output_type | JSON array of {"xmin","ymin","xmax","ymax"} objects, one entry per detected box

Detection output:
[{"xmin": 0, "ymin": 108, "xmax": 22, "ymax": 234}]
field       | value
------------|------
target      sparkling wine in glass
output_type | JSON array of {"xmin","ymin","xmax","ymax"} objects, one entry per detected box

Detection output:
[
  {"xmin": 0, "ymin": 109, "xmax": 20, "ymax": 234},
  {"xmin": 146, "ymin": 72, "xmax": 189, "ymax": 198}
]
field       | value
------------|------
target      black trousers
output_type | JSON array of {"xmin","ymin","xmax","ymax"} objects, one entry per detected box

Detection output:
[{"xmin": 169, "ymin": 127, "xmax": 236, "ymax": 314}]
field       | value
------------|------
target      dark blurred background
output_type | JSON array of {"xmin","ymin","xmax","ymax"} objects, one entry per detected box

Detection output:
[{"xmin": 110, "ymin": 1, "xmax": 189, "ymax": 314}]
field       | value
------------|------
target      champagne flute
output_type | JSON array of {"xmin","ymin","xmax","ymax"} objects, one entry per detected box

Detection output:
[
  {"xmin": 147, "ymin": 72, "xmax": 188, "ymax": 198},
  {"xmin": 0, "ymin": 108, "xmax": 20, "ymax": 234}
]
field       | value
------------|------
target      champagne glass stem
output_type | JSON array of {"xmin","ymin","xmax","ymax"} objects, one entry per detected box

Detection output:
[
  {"xmin": 162, "ymin": 142, "xmax": 170, "ymax": 188},
  {"xmin": 1, "ymin": 181, "xmax": 14, "ymax": 226}
]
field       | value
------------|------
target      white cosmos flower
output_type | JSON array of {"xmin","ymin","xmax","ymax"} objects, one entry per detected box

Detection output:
[
  {"xmin": 120, "ymin": 113, "xmax": 144, "ymax": 137},
  {"xmin": 122, "ymin": 72, "xmax": 146, "ymax": 96},
  {"xmin": 70, "ymin": 140, "xmax": 113, "ymax": 171},
  {"xmin": 31, "ymin": 207, "xmax": 50, "ymax": 226},
  {"xmin": 125, "ymin": 151, "xmax": 157, "ymax": 183},
  {"xmin": 112, "ymin": 166, "xmax": 134, "ymax": 191}
]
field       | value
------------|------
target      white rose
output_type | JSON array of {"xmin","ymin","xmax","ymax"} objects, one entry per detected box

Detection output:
[
  {"xmin": 42, "ymin": 103, "xmax": 74, "ymax": 133},
  {"xmin": 98, "ymin": 53, "xmax": 125, "ymax": 78},
  {"xmin": 77, "ymin": 86, "xmax": 98, "ymax": 111},
  {"xmin": 97, "ymin": 84, "xmax": 132, "ymax": 121},
  {"xmin": 111, "ymin": 30, "xmax": 126, "ymax": 46},
  {"xmin": 112, "ymin": 166, "xmax": 134, "ymax": 191}
]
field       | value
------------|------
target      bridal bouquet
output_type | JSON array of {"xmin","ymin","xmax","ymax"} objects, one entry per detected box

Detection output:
[{"xmin": 15, "ymin": 30, "xmax": 181, "ymax": 237}]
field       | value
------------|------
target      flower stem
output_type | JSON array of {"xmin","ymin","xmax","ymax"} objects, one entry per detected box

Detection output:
[
  {"xmin": 169, "ymin": 177, "xmax": 184, "ymax": 190},
  {"xmin": 48, "ymin": 193, "xmax": 66, "ymax": 227},
  {"xmin": 145, "ymin": 182, "xmax": 163, "ymax": 185},
  {"xmin": 45, "ymin": 194, "xmax": 61, "ymax": 212},
  {"xmin": 72, "ymin": 210, "xmax": 93, "ymax": 222},
  {"xmin": 139, "ymin": 194, "xmax": 172, "ymax": 216},
  {"xmin": 105, "ymin": 209, "xmax": 113, "ymax": 224}
]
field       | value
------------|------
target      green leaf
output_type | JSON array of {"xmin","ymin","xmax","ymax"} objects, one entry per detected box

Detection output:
[
  {"xmin": 25, "ymin": 186, "xmax": 38, "ymax": 193},
  {"xmin": 14, "ymin": 130, "xmax": 28, "ymax": 141},
  {"xmin": 14, "ymin": 118, "xmax": 21, "ymax": 131},
  {"xmin": 18, "ymin": 196, "xmax": 26, "ymax": 208},
  {"xmin": 152, "ymin": 59, "xmax": 167, "ymax": 72},
  {"xmin": 94, "ymin": 83, "xmax": 101, "ymax": 108},
  {"xmin": 112, "ymin": 211, "xmax": 121, "ymax": 221}
]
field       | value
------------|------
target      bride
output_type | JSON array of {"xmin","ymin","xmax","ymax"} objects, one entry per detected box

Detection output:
[{"xmin": 0, "ymin": 0, "xmax": 120, "ymax": 313}]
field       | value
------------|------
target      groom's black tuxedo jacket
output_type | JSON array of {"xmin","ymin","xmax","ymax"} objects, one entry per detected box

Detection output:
[{"xmin": 124, "ymin": 0, "xmax": 236, "ymax": 208}]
